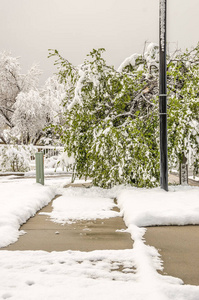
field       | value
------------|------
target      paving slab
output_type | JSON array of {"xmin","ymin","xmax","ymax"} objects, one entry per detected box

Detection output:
[
  {"xmin": 144, "ymin": 225, "xmax": 199, "ymax": 286},
  {"xmin": 1, "ymin": 196, "xmax": 133, "ymax": 252}
]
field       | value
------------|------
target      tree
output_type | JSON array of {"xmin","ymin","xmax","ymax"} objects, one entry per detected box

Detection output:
[
  {"xmin": 41, "ymin": 75, "xmax": 66, "ymax": 126},
  {"xmin": 11, "ymin": 90, "xmax": 46, "ymax": 144},
  {"xmin": 166, "ymin": 45, "xmax": 199, "ymax": 176},
  {"xmin": 39, "ymin": 75, "xmax": 66, "ymax": 145},
  {"xmin": 10, "ymin": 76, "xmax": 66, "ymax": 145},
  {"xmin": 120, "ymin": 43, "xmax": 199, "ymax": 178},
  {"xmin": 49, "ymin": 43, "xmax": 199, "ymax": 188},
  {"xmin": 0, "ymin": 52, "xmax": 66, "ymax": 145},
  {"xmin": 0, "ymin": 51, "xmax": 41, "ymax": 144}
]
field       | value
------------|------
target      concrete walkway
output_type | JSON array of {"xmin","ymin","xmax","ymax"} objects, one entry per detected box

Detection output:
[
  {"xmin": 2, "ymin": 179, "xmax": 199, "ymax": 286},
  {"xmin": 144, "ymin": 175, "xmax": 199, "ymax": 286},
  {"xmin": 144, "ymin": 225, "xmax": 199, "ymax": 286},
  {"xmin": 2, "ymin": 194, "xmax": 133, "ymax": 252}
]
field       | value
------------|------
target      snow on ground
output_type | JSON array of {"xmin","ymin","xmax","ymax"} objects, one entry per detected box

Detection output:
[
  {"xmin": 1, "ymin": 249, "xmax": 199, "ymax": 300},
  {"xmin": 0, "ymin": 180, "xmax": 56, "ymax": 248},
  {"xmin": 189, "ymin": 175, "xmax": 199, "ymax": 181},
  {"xmin": 1, "ymin": 177, "xmax": 199, "ymax": 299},
  {"xmin": 40, "ymin": 186, "xmax": 119, "ymax": 224},
  {"xmin": 0, "ymin": 173, "xmax": 71, "ymax": 187},
  {"xmin": 116, "ymin": 185, "xmax": 199, "ymax": 227},
  {"xmin": 0, "ymin": 174, "xmax": 74, "ymax": 248},
  {"xmin": 25, "ymin": 167, "xmax": 71, "ymax": 176}
]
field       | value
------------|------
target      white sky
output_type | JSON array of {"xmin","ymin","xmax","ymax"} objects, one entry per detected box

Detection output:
[{"xmin": 1, "ymin": 0, "xmax": 199, "ymax": 84}]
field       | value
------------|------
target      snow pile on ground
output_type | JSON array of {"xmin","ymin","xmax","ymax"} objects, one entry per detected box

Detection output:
[
  {"xmin": 25, "ymin": 167, "xmax": 71, "ymax": 176},
  {"xmin": 189, "ymin": 175, "xmax": 199, "ymax": 181},
  {"xmin": 1, "ymin": 249, "xmax": 199, "ymax": 300},
  {"xmin": 116, "ymin": 185, "xmax": 199, "ymax": 227},
  {"xmin": 44, "ymin": 184, "xmax": 199, "ymax": 228},
  {"xmin": 0, "ymin": 181, "xmax": 56, "ymax": 247},
  {"xmin": 41, "ymin": 186, "xmax": 119, "ymax": 224}
]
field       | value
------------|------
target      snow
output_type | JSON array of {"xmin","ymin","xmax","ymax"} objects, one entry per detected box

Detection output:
[
  {"xmin": 0, "ymin": 180, "xmax": 56, "ymax": 248},
  {"xmin": 0, "ymin": 177, "xmax": 199, "ymax": 299},
  {"xmin": 160, "ymin": 0, "xmax": 166, "ymax": 52},
  {"xmin": 2, "ymin": 248, "xmax": 199, "ymax": 300},
  {"xmin": 68, "ymin": 69, "xmax": 85, "ymax": 110},
  {"xmin": 117, "ymin": 53, "xmax": 139, "ymax": 72},
  {"xmin": 25, "ymin": 167, "xmax": 72, "ymax": 176},
  {"xmin": 117, "ymin": 185, "xmax": 199, "ymax": 227},
  {"xmin": 40, "ymin": 186, "xmax": 119, "ymax": 224},
  {"xmin": 189, "ymin": 175, "xmax": 199, "ymax": 182}
]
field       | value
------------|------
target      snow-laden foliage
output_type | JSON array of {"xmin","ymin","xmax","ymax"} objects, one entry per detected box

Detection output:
[
  {"xmin": 39, "ymin": 75, "xmax": 67, "ymax": 145},
  {"xmin": 0, "ymin": 145, "xmax": 34, "ymax": 172},
  {"xmin": 0, "ymin": 52, "xmax": 66, "ymax": 145},
  {"xmin": 41, "ymin": 75, "xmax": 66, "ymax": 125},
  {"xmin": 0, "ymin": 52, "xmax": 42, "ymax": 144},
  {"xmin": 11, "ymin": 90, "xmax": 46, "ymax": 145},
  {"xmin": 49, "ymin": 43, "xmax": 199, "ymax": 188},
  {"xmin": 167, "ymin": 47, "xmax": 199, "ymax": 175}
]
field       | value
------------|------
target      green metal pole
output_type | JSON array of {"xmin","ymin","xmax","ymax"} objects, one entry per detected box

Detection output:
[{"xmin": 35, "ymin": 152, "xmax": 44, "ymax": 185}]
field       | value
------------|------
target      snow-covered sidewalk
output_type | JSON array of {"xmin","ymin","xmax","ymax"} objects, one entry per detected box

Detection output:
[
  {"xmin": 1, "ymin": 178, "xmax": 199, "ymax": 299},
  {"xmin": 1, "ymin": 249, "xmax": 199, "ymax": 300},
  {"xmin": 0, "ymin": 181, "xmax": 56, "ymax": 248}
]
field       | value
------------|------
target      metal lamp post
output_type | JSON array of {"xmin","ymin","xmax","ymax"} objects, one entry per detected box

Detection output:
[{"xmin": 159, "ymin": 0, "xmax": 168, "ymax": 191}]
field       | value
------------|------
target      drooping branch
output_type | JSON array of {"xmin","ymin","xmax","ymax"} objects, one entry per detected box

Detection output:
[
  {"xmin": 0, "ymin": 106, "xmax": 14, "ymax": 113},
  {"xmin": 0, "ymin": 109, "xmax": 13, "ymax": 128},
  {"xmin": 0, "ymin": 134, "xmax": 7, "ymax": 144}
]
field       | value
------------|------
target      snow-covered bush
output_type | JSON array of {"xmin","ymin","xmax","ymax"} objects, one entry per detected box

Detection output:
[
  {"xmin": 57, "ymin": 151, "xmax": 75, "ymax": 172},
  {"xmin": 43, "ymin": 152, "xmax": 75, "ymax": 172},
  {"xmin": 49, "ymin": 43, "xmax": 199, "ymax": 188},
  {"xmin": 0, "ymin": 145, "xmax": 34, "ymax": 172},
  {"xmin": 44, "ymin": 156, "xmax": 59, "ymax": 169}
]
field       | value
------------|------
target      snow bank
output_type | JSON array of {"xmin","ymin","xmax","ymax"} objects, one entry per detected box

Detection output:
[
  {"xmin": 117, "ymin": 185, "xmax": 199, "ymax": 227},
  {"xmin": 189, "ymin": 175, "xmax": 199, "ymax": 182},
  {"xmin": 0, "ymin": 249, "xmax": 199, "ymax": 300},
  {"xmin": 0, "ymin": 181, "xmax": 56, "ymax": 247},
  {"xmin": 41, "ymin": 186, "xmax": 119, "ymax": 224}
]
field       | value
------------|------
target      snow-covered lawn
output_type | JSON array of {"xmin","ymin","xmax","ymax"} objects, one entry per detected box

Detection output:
[{"xmin": 1, "ymin": 176, "xmax": 199, "ymax": 299}]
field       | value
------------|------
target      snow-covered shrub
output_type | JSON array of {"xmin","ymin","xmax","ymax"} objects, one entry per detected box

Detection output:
[
  {"xmin": 58, "ymin": 151, "xmax": 75, "ymax": 171},
  {"xmin": 44, "ymin": 156, "xmax": 59, "ymax": 169},
  {"xmin": 43, "ymin": 152, "xmax": 75, "ymax": 171},
  {"xmin": 0, "ymin": 145, "xmax": 33, "ymax": 172}
]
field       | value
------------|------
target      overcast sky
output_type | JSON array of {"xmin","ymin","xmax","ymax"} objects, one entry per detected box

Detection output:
[{"xmin": 1, "ymin": 0, "xmax": 199, "ymax": 84}]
